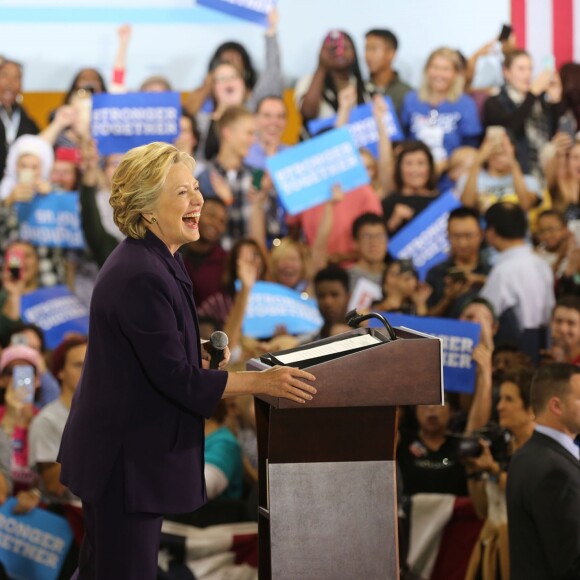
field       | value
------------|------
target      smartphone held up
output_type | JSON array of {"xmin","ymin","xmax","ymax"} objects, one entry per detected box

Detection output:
[
  {"xmin": 13, "ymin": 364, "xmax": 35, "ymax": 405},
  {"xmin": 5, "ymin": 247, "xmax": 25, "ymax": 282}
]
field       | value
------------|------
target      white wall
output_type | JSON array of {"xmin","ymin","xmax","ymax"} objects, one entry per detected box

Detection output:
[{"xmin": 0, "ymin": 0, "xmax": 510, "ymax": 92}]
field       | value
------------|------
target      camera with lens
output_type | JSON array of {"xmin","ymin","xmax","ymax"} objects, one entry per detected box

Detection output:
[{"xmin": 457, "ymin": 423, "xmax": 511, "ymax": 462}]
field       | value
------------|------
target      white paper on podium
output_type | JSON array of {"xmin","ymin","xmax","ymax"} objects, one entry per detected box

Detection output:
[{"xmin": 274, "ymin": 334, "xmax": 382, "ymax": 365}]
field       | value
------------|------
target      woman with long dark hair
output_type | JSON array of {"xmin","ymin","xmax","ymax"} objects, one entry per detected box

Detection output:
[
  {"xmin": 295, "ymin": 30, "xmax": 367, "ymax": 136},
  {"xmin": 381, "ymin": 140, "xmax": 439, "ymax": 236}
]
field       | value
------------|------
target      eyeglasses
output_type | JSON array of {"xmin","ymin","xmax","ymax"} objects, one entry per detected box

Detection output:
[
  {"xmin": 359, "ymin": 232, "xmax": 387, "ymax": 242},
  {"xmin": 448, "ymin": 233, "xmax": 479, "ymax": 241},
  {"xmin": 537, "ymin": 227, "xmax": 563, "ymax": 235}
]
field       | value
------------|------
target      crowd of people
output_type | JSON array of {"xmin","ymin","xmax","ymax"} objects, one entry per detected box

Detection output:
[{"xmin": 1, "ymin": 10, "xmax": 580, "ymax": 579}]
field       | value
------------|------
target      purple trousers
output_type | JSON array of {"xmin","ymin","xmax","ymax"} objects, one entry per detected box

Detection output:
[{"xmin": 72, "ymin": 456, "xmax": 163, "ymax": 580}]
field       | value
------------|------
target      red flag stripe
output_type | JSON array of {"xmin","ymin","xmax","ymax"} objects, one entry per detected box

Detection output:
[
  {"xmin": 553, "ymin": 0, "xmax": 574, "ymax": 67},
  {"xmin": 511, "ymin": 0, "xmax": 527, "ymax": 50}
]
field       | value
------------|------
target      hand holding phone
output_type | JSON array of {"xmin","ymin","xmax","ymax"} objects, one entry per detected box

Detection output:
[
  {"xmin": 5, "ymin": 247, "xmax": 24, "ymax": 282},
  {"xmin": 485, "ymin": 125, "xmax": 506, "ymax": 151},
  {"xmin": 558, "ymin": 116, "xmax": 576, "ymax": 140},
  {"xmin": 446, "ymin": 267, "xmax": 467, "ymax": 283}
]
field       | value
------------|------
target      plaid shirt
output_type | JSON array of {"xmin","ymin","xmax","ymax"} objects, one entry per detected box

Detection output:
[{"xmin": 198, "ymin": 160, "xmax": 285, "ymax": 251}]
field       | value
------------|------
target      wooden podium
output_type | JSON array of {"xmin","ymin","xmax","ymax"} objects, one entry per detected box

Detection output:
[{"xmin": 247, "ymin": 326, "xmax": 443, "ymax": 580}]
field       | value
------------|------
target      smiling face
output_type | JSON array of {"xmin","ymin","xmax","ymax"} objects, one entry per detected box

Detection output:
[
  {"xmin": 198, "ymin": 198, "xmax": 227, "ymax": 244},
  {"xmin": 551, "ymin": 306, "xmax": 580, "ymax": 353},
  {"xmin": 536, "ymin": 214, "xmax": 568, "ymax": 252},
  {"xmin": 426, "ymin": 54, "xmax": 457, "ymax": 95},
  {"xmin": 146, "ymin": 162, "xmax": 204, "ymax": 254},
  {"xmin": 0, "ymin": 62, "xmax": 22, "ymax": 109},
  {"xmin": 273, "ymin": 245, "xmax": 304, "ymax": 289},
  {"xmin": 400, "ymin": 150, "xmax": 431, "ymax": 191},
  {"xmin": 213, "ymin": 63, "xmax": 246, "ymax": 107},
  {"xmin": 255, "ymin": 98, "xmax": 287, "ymax": 145}
]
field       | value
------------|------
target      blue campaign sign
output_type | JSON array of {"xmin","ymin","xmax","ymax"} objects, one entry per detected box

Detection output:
[
  {"xmin": 0, "ymin": 499, "xmax": 73, "ymax": 580},
  {"xmin": 241, "ymin": 281, "xmax": 323, "ymax": 338},
  {"xmin": 16, "ymin": 192, "xmax": 85, "ymax": 250},
  {"xmin": 266, "ymin": 127, "xmax": 369, "ymax": 216},
  {"xmin": 92, "ymin": 92, "xmax": 181, "ymax": 155},
  {"xmin": 307, "ymin": 96, "xmax": 404, "ymax": 157},
  {"xmin": 196, "ymin": 0, "xmax": 276, "ymax": 26},
  {"xmin": 388, "ymin": 190, "xmax": 461, "ymax": 281},
  {"xmin": 370, "ymin": 312, "xmax": 480, "ymax": 393},
  {"xmin": 21, "ymin": 286, "xmax": 89, "ymax": 350}
]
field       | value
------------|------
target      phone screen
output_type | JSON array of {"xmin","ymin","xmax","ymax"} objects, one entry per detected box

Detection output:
[
  {"xmin": 498, "ymin": 24, "xmax": 512, "ymax": 42},
  {"xmin": 13, "ymin": 365, "xmax": 35, "ymax": 404},
  {"xmin": 5, "ymin": 247, "xmax": 24, "ymax": 281},
  {"xmin": 18, "ymin": 168, "xmax": 35, "ymax": 185},
  {"xmin": 252, "ymin": 169, "xmax": 264, "ymax": 190}
]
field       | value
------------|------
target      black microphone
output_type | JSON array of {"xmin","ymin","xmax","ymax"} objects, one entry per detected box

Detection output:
[
  {"xmin": 345, "ymin": 309, "xmax": 397, "ymax": 341},
  {"xmin": 209, "ymin": 331, "xmax": 229, "ymax": 369}
]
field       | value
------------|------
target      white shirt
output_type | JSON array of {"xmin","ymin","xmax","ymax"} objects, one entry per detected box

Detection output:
[
  {"xmin": 535, "ymin": 424, "xmax": 580, "ymax": 460},
  {"xmin": 479, "ymin": 244, "xmax": 555, "ymax": 329}
]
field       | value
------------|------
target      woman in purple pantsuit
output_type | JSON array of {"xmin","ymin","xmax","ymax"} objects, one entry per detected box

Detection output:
[{"xmin": 58, "ymin": 142, "xmax": 316, "ymax": 579}]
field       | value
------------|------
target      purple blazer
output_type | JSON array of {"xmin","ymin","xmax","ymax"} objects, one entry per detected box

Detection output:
[{"xmin": 58, "ymin": 231, "xmax": 228, "ymax": 513}]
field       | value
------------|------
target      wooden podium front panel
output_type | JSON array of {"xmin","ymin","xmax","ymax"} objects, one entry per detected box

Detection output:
[{"xmin": 267, "ymin": 406, "xmax": 396, "ymax": 464}]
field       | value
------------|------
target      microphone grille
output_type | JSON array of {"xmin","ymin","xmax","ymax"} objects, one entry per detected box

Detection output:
[{"xmin": 210, "ymin": 331, "xmax": 229, "ymax": 350}]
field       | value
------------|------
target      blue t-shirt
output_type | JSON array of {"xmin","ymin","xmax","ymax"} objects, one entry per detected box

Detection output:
[
  {"xmin": 205, "ymin": 426, "xmax": 244, "ymax": 500},
  {"xmin": 401, "ymin": 91, "xmax": 482, "ymax": 159}
]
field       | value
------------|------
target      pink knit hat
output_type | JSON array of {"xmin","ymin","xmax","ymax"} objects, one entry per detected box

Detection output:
[{"xmin": 0, "ymin": 345, "xmax": 42, "ymax": 375}]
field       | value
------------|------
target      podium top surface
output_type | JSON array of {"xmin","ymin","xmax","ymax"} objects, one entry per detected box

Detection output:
[{"xmin": 248, "ymin": 327, "xmax": 443, "ymax": 409}]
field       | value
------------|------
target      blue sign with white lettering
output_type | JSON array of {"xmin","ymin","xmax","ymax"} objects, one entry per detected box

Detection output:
[
  {"xmin": 370, "ymin": 312, "xmax": 480, "ymax": 393},
  {"xmin": 16, "ymin": 192, "xmax": 85, "ymax": 250},
  {"xmin": 240, "ymin": 281, "xmax": 323, "ymax": 338},
  {"xmin": 307, "ymin": 96, "xmax": 404, "ymax": 156},
  {"xmin": 92, "ymin": 92, "xmax": 181, "ymax": 155},
  {"xmin": 0, "ymin": 499, "xmax": 73, "ymax": 580},
  {"xmin": 266, "ymin": 127, "xmax": 369, "ymax": 215},
  {"xmin": 196, "ymin": 0, "xmax": 276, "ymax": 26},
  {"xmin": 21, "ymin": 286, "xmax": 89, "ymax": 349},
  {"xmin": 388, "ymin": 190, "xmax": 461, "ymax": 280}
]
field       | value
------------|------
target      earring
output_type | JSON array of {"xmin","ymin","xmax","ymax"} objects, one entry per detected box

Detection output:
[{"xmin": 151, "ymin": 217, "xmax": 157, "ymax": 224}]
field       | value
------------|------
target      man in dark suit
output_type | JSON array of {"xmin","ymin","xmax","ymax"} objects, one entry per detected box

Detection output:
[
  {"xmin": 507, "ymin": 363, "xmax": 580, "ymax": 580},
  {"xmin": 0, "ymin": 60, "xmax": 39, "ymax": 176}
]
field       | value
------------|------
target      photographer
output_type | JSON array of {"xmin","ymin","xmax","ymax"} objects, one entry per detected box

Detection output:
[{"xmin": 463, "ymin": 367, "xmax": 535, "ymax": 580}]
